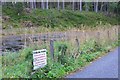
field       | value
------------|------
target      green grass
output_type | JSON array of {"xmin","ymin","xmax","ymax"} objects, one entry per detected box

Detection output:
[
  {"xmin": 1, "ymin": 39, "xmax": 118, "ymax": 78},
  {"xmin": 2, "ymin": 6, "xmax": 118, "ymax": 29}
]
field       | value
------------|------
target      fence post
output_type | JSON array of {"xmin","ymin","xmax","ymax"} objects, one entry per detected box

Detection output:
[
  {"xmin": 47, "ymin": 31, "xmax": 49, "ymax": 41},
  {"xmin": 84, "ymin": 32, "xmax": 86, "ymax": 42},
  {"xmin": 75, "ymin": 37, "xmax": 80, "ymax": 53},
  {"xmin": 97, "ymin": 32, "xmax": 100, "ymax": 43},
  {"xmin": 107, "ymin": 30, "xmax": 110, "ymax": 39},
  {"xmin": 115, "ymin": 28, "xmax": 117, "ymax": 41},
  {"xmin": 43, "ymin": 35, "xmax": 47, "ymax": 48},
  {"xmin": 50, "ymin": 39, "xmax": 54, "ymax": 60},
  {"xmin": 24, "ymin": 28, "xmax": 27, "ymax": 48}
]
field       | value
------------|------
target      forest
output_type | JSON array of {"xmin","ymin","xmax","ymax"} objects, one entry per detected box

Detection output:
[{"xmin": 2, "ymin": 1, "xmax": 120, "ymax": 30}]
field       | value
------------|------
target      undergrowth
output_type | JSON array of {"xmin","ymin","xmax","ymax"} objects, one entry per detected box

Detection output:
[
  {"xmin": 1, "ymin": 39, "xmax": 118, "ymax": 78},
  {"xmin": 2, "ymin": 6, "xmax": 118, "ymax": 29}
]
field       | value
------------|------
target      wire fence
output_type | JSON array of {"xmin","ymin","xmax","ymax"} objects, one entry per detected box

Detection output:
[{"xmin": 2, "ymin": 26, "xmax": 118, "ymax": 53}]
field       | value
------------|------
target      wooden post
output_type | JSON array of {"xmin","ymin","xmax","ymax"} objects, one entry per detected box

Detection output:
[
  {"xmin": 97, "ymin": 32, "xmax": 100, "ymax": 43},
  {"xmin": 107, "ymin": 30, "xmax": 111, "ymax": 44},
  {"xmin": 47, "ymin": 31, "xmax": 49, "ymax": 41},
  {"xmin": 75, "ymin": 37, "xmax": 80, "ymax": 53},
  {"xmin": 85, "ymin": 32, "xmax": 86, "ymax": 42},
  {"xmin": 107, "ymin": 31, "xmax": 110, "ymax": 39},
  {"xmin": 24, "ymin": 28, "xmax": 27, "ymax": 48},
  {"xmin": 115, "ymin": 28, "xmax": 117, "ymax": 41},
  {"xmin": 43, "ymin": 35, "xmax": 46, "ymax": 48},
  {"xmin": 50, "ymin": 39, "xmax": 54, "ymax": 60}
]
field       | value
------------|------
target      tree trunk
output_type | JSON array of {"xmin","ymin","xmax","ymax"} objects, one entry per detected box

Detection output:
[
  {"xmin": 2, "ymin": 0, "xmax": 6, "ymax": 5},
  {"xmin": 100, "ymin": 2, "xmax": 104, "ymax": 12},
  {"xmin": 106, "ymin": 2, "xmax": 109, "ymax": 13},
  {"xmin": 26, "ymin": 2, "xmax": 29, "ymax": 8},
  {"xmin": 39, "ymin": 2, "xmax": 41, "ymax": 8},
  {"xmin": 72, "ymin": 0, "xmax": 74, "ymax": 11},
  {"xmin": 62, "ymin": 0, "xmax": 65, "ymax": 10},
  {"xmin": 14, "ymin": 0, "xmax": 16, "ymax": 4},
  {"xmin": 34, "ymin": 0, "xmax": 36, "ymax": 9},
  {"xmin": 57, "ymin": 0, "xmax": 60, "ymax": 10},
  {"xmin": 41, "ymin": 0, "xmax": 45, "ymax": 9},
  {"xmin": 30, "ymin": 0, "xmax": 34, "ymax": 9},
  {"xmin": 94, "ymin": 0, "xmax": 98, "ymax": 12},
  {"xmin": 2, "ymin": 0, "xmax": 4, "ymax": 5},
  {"xmin": 46, "ymin": 0, "xmax": 49, "ymax": 9},
  {"xmin": 85, "ymin": 2, "xmax": 88, "ymax": 11},
  {"xmin": 80, "ymin": 0, "xmax": 82, "ymax": 11},
  {"xmin": 102, "ymin": 2, "xmax": 106, "ymax": 12},
  {"xmin": 105, "ymin": 2, "xmax": 109, "ymax": 13},
  {"xmin": 12, "ymin": 1, "xmax": 15, "ymax": 8}
]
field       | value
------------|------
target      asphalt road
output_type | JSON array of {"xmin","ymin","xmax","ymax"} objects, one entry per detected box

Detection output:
[{"xmin": 66, "ymin": 47, "xmax": 119, "ymax": 78}]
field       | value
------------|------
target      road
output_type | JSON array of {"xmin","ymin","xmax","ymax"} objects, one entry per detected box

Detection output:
[{"xmin": 66, "ymin": 47, "xmax": 119, "ymax": 78}]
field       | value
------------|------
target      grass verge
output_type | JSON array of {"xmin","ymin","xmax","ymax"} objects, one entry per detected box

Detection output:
[{"xmin": 1, "ymin": 39, "xmax": 118, "ymax": 78}]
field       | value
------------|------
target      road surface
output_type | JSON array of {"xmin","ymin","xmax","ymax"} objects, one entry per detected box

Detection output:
[{"xmin": 66, "ymin": 47, "xmax": 119, "ymax": 78}]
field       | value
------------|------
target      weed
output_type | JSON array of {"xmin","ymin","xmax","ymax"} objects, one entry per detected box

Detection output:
[{"xmin": 2, "ymin": 39, "xmax": 118, "ymax": 78}]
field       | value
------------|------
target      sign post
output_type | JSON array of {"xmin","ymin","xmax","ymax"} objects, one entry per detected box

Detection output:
[{"xmin": 33, "ymin": 49, "xmax": 47, "ymax": 70}]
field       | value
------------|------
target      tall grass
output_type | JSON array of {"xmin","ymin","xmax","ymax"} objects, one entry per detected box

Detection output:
[{"xmin": 1, "ymin": 38, "xmax": 118, "ymax": 78}]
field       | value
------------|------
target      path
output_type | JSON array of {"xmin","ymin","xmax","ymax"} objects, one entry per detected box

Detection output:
[{"xmin": 66, "ymin": 47, "xmax": 119, "ymax": 78}]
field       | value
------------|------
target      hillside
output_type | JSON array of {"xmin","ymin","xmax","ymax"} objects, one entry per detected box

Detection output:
[
  {"xmin": 2, "ymin": 6, "xmax": 118, "ymax": 30},
  {"xmin": 1, "ymin": 3, "xmax": 119, "ymax": 78}
]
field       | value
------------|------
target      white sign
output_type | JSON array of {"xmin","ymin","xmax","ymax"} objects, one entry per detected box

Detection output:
[{"xmin": 33, "ymin": 49, "xmax": 47, "ymax": 70}]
